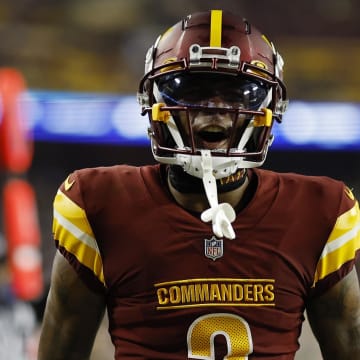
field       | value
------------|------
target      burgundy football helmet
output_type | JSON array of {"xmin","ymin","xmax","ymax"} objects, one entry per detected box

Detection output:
[{"xmin": 138, "ymin": 9, "xmax": 288, "ymax": 179}]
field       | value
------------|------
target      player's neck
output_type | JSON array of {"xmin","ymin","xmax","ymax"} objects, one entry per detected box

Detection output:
[{"xmin": 167, "ymin": 170, "xmax": 250, "ymax": 213}]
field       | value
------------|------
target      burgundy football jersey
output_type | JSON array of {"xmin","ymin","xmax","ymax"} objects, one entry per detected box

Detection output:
[{"xmin": 53, "ymin": 164, "xmax": 360, "ymax": 359}]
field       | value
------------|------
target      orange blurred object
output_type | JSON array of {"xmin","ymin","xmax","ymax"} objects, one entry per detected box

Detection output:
[
  {"xmin": 0, "ymin": 68, "xmax": 33, "ymax": 173},
  {"xmin": 3, "ymin": 178, "xmax": 43, "ymax": 300}
]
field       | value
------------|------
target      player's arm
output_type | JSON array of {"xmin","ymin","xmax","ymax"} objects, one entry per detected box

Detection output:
[
  {"xmin": 306, "ymin": 267, "xmax": 360, "ymax": 359},
  {"xmin": 38, "ymin": 251, "xmax": 106, "ymax": 360}
]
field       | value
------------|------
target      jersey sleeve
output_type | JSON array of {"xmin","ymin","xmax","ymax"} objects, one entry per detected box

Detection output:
[
  {"xmin": 52, "ymin": 171, "xmax": 106, "ymax": 293},
  {"xmin": 311, "ymin": 185, "xmax": 360, "ymax": 296}
]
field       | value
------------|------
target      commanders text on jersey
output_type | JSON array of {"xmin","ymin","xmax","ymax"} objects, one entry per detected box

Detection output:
[{"xmin": 155, "ymin": 278, "xmax": 275, "ymax": 310}]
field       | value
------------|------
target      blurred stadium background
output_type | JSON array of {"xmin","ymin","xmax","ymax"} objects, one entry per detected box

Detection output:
[{"xmin": 0, "ymin": 0, "xmax": 359, "ymax": 359}]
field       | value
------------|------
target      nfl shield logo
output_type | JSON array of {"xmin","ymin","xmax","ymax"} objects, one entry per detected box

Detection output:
[{"xmin": 204, "ymin": 236, "xmax": 223, "ymax": 261}]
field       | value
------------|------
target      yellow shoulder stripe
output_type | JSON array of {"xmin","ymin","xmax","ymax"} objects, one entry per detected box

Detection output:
[
  {"xmin": 210, "ymin": 10, "xmax": 222, "ymax": 47},
  {"xmin": 313, "ymin": 201, "xmax": 360, "ymax": 286},
  {"xmin": 53, "ymin": 189, "xmax": 105, "ymax": 286}
]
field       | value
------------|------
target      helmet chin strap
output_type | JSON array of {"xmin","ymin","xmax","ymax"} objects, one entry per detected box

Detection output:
[{"xmin": 200, "ymin": 150, "xmax": 236, "ymax": 240}]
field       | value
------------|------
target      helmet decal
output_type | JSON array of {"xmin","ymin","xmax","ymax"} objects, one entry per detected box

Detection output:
[
  {"xmin": 250, "ymin": 60, "xmax": 268, "ymax": 70},
  {"xmin": 261, "ymin": 34, "xmax": 273, "ymax": 49}
]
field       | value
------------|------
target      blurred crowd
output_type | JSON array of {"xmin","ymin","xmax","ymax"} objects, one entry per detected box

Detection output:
[{"xmin": 0, "ymin": 0, "xmax": 359, "ymax": 99}]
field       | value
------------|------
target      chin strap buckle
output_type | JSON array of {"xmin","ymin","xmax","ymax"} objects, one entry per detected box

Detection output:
[{"xmin": 200, "ymin": 150, "xmax": 236, "ymax": 240}]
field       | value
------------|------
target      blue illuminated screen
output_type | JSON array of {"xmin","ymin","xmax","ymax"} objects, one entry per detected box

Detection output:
[{"xmin": 20, "ymin": 90, "xmax": 360, "ymax": 150}]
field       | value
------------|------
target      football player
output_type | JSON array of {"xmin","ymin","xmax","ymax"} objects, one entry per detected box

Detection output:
[{"xmin": 38, "ymin": 10, "xmax": 360, "ymax": 359}]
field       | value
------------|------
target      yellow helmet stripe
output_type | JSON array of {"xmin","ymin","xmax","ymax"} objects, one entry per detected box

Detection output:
[{"xmin": 210, "ymin": 10, "xmax": 222, "ymax": 47}]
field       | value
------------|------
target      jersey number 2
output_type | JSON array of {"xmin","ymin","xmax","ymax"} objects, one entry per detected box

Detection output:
[{"xmin": 187, "ymin": 313, "xmax": 253, "ymax": 359}]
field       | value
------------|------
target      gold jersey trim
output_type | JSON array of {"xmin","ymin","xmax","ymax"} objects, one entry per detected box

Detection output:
[
  {"xmin": 53, "ymin": 189, "xmax": 105, "ymax": 286},
  {"xmin": 313, "ymin": 201, "xmax": 360, "ymax": 285},
  {"xmin": 155, "ymin": 278, "xmax": 275, "ymax": 286}
]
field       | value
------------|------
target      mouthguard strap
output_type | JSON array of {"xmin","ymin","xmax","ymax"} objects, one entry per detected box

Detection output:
[{"xmin": 200, "ymin": 150, "xmax": 236, "ymax": 240}]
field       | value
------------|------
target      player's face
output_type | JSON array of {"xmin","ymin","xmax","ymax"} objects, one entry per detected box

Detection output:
[
  {"xmin": 177, "ymin": 97, "xmax": 246, "ymax": 151},
  {"xmin": 157, "ymin": 73, "xmax": 269, "ymax": 151}
]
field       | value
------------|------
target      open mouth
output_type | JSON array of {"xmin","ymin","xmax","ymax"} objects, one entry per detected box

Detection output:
[
  {"xmin": 195, "ymin": 125, "xmax": 230, "ymax": 149},
  {"xmin": 197, "ymin": 125, "xmax": 229, "ymax": 143},
  {"xmin": 198, "ymin": 130, "xmax": 227, "ymax": 142}
]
